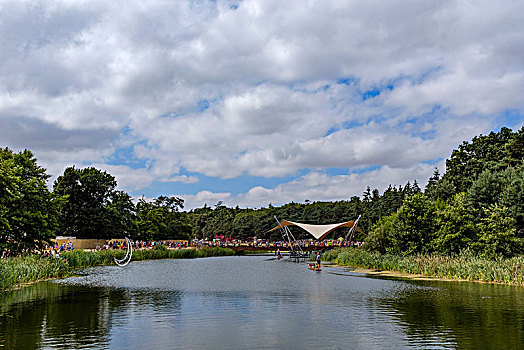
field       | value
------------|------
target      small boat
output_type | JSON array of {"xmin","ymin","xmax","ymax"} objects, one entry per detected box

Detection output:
[
  {"xmin": 276, "ymin": 255, "xmax": 283, "ymax": 260},
  {"xmin": 308, "ymin": 263, "xmax": 322, "ymax": 271}
]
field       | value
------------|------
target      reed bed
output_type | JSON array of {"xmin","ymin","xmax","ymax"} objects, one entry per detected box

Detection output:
[
  {"xmin": 0, "ymin": 255, "xmax": 69, "ymax": 290},
  {"xmin": 0, "ymin": 247, "xmax": 235, "ymax": 291},
  {"xmin": 323, "ymin": 248, "xmax": 524, "ymax": 286},
  {"xmin": 62, "ymin": 245, "xmax": 235, "ymax": 268}
]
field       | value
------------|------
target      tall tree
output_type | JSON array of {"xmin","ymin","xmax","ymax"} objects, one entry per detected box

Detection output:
[
  {"xmin": 53, "ymin": 166, "xmax": 117, "ymax": 238},
  {"xmin": 134, "ymin": 196, "xmax": 190, "ymax": 241},
  {"xmin": 433, "ymin": 193, "xmax": 477, "ymax": 254},
  {"xmin": 0, "ymin": 148, "xmax": 62, "ymax": 254},
  {"xmin": 385, "ymin": 193, "xmax": 438, "ymax": 255},
  {"xmin": 443, "ymin": 127, "xmax": 516, "ymax": 194},
  {"xmin": 106, "ymin": 190, "xmax": 137, "ymax": 238},
  {"xmin": 425, "ymin": 168, "xmax": 440, "ymax": 199}
]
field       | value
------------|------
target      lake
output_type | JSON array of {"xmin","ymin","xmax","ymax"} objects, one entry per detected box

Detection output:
[{"xmin": 1, "ymin": 255, "xmax": 523, "ymax": 349}]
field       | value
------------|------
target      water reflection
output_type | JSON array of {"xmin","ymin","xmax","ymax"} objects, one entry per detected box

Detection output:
[
  {"xmin": 377, "ymin": 280, "xmax": 524, "ymax": 349},
  {"xmin": 1, "ymin": 283, "xmax": 111, "ymax": 349},
  {"xmin": 1, "ymin": 256, "xmax": 524, "ymax": 349},
  {"xmin": 0, "ymin": 283, "xmax": 183, "ymax": 350}
]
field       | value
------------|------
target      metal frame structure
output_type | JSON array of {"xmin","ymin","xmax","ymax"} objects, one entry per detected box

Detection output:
[
  {"xmin": 344, "ymin": 214, "xmax": 361, "ymax": 243},
  {"xmin": 274, "ymin": 216, "xmax": 309, "ymax": 262}
]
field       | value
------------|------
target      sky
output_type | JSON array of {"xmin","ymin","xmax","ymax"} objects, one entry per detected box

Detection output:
[{"xmin": 1, "ymin": 0, "xmax": 523, "ymax": 210}]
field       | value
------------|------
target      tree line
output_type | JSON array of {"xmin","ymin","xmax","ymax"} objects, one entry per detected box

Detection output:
[
  {"xmin": 366, "ymin": 126, "xmax": 524, "ymax": 258},
  {"xmin": 0, "ymin": 155, "xmax": 193, "ymax": 255},
  {"xmin": 1, "ymin": 126, "xmax": 523, "ymax": 258}
]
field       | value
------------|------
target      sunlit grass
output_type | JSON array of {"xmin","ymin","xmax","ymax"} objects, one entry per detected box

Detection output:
[
  {"xmin": 323, "ymin": 248, "xmax": 524, "ymax": 286},
  {"xmin": 0, "ymin": 255, "xmax": 69, "ymax": 290},
  {"xmin": 0, "ymin": 247, "xmax": 235, "ymax": 291}
]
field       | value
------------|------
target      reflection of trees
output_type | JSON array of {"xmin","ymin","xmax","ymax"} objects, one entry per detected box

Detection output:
[
  {"xmin": 0, "ymin": 282, "xmax": 183, "ymax": 349},
  {"xmin": 377, "ymin": 280, "xmax": 524, "ymax": 349},
  {"xmin": 0, "ymin": 282, "xmax": 114, "ymax": 349}
]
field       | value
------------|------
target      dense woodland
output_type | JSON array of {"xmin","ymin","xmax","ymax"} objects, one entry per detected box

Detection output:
[{"xmin": 1, "ymin": 127, "xmax": 523, "ymax": 258}]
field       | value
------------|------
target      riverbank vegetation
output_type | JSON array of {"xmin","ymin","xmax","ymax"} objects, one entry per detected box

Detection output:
[
  {"xmin": 0, "ymin": 255, "xmax": 68, "ymax": 290},
  {"xmin": 0, "ymin": 246, "xmax": 234, "ymax": 291},
  {"xmin": 324, "ymin": 248, "xmax": 524, "ymax": 286}
]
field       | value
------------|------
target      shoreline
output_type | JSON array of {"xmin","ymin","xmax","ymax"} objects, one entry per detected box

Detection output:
[
  {"xmin": 325, "ymin": 263, "xmax": 492, "ymax": 284},
  {"xmin": 0, "ymin": 247, "xmax": 235, "ymax": 292},
  {"xmin": 322, "ymin": 248, "xmax": 524, "ymax": 287},
  {"xmin": 5, "ymin": 250, "xmax": 524, "ymax": 292}
]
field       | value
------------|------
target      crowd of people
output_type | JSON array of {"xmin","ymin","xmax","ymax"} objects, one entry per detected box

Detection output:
[
  {"xmin": 96, "ymin": 240, "xmax": 188, "ymax": 251},
  {"xmin": 37, "ymin": 242, "xmax": 75, "ymax": 258},
  {"xmin": 1, "ymin": 238, "xmax": 363, "ymax": 259},
  {"xmin": 191, "ymin": 238, "xmax": 364, "ymax": 249}
]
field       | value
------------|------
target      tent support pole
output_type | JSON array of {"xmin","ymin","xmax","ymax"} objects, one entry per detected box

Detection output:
[
  {"xmin": 344, "ymin": 215, "xmax": 361, "ymax": 243},
  {"xmin": 274, "ymin": 215, "xmax": 306, "ymax": 261}
]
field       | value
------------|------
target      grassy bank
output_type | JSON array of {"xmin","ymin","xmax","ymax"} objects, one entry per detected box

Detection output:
[
  {"xmin": 0, "ymin": 255, "xmax": 69, "ymax": 290},
  {"xmin": 323, "ymin": 248, "xmax": 524, "ymax": 286},
  {"xmin": 0, "ymin": 246, "xmax": 235, "ymax": 291},
  {"xmin": 62, "ymin": 245, "xmax": 234, "ymax": 268}
]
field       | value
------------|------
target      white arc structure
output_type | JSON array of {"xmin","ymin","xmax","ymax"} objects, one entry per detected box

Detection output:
[{"xmin": 114, "ymin": 237, "xmax": 133, "ymax": 267}]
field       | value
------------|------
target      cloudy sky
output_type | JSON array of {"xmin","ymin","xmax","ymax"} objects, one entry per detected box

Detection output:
[{"xmin": 1, "ymin": 0, "xmax": 523, "ymax": 209}]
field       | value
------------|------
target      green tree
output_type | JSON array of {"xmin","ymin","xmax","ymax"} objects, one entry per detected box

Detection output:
[
  {"xmin": 0, "ymin": 148, "xmax": 62, "ymax": 254},
  {"xmin": 443, "ymin": 127, "xmax": 516, "ymax": 194},
  {"xmin": 106, "ymin": 190, "xmax": 137, "ymax": 238},
  {"xmin": 425, "ymin": 168, "xmax": 440, "ymax": 199},
  {"xmin": 503, "ymin": 127, "xmax": 524, "ymax": 167},
  {"xmin": 466, "ymin": 169, "xmax": 506, "ymax": 216},
  {"xmin": 433, "ymin": 193, "xmax": 477, "ymax": 254},
  {"xmin": 365, "ymin": 213, "xmax": 396, "ymax": 253},
  {"xmin": 429, "ymin": 177, "xmax": 456, "ymax": 201},
  {"xmin": 232, "ymin": 210, "xmax": 258, "ymax": 240},
  {"xmin": 473, "ymin": 204, "xmax": 522, "ymax": 259},
  {"xmin": 53, "ymin": 166, "xmax": 117, "ymax": 238},
  {"xmin": 202, "ymin": 202, "xmax": 235, "ymax": 240},
  {"xmin": 134, "ymin": 196, "xmax": 190, "ymax": 241},
  {"xmin": 388, "ymin": 193, "xmax": 438, "ymax": 255},
  {"xmin": 500, "ymin": 166, "xmax": 524, "ymax": 235}
]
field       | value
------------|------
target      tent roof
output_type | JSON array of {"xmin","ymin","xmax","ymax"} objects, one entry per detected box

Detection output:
[{"xmin": 268, "ymin": 220, "xmax": 364, "ymax": 241}]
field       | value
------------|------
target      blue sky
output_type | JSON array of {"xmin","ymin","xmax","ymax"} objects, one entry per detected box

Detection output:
[{"xmin": 0, "ymin": 0, "xmax": 523, "ymax": 209}]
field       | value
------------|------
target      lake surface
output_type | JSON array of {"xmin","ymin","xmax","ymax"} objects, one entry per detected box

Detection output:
[{"xmin": 1, "ymin": 255, "xmax": 524, "ymax": 349}]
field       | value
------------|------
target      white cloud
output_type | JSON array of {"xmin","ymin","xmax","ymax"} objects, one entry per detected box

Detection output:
[
  {"xmin": 90, "ymin": 164, "xmax": 153, "ymax": 191},
  {"xmin": 0, "ymin": 0, "xmax": 523, "ymax": 207},
  {"xmin": 179, "ymin": 163, "xmax": 440, "ymax": 210},
  {"xmin": 161, "ymin": 175, "xmax": 199, "ymax": 184},
  {"xmin": 182, "ymin": 190, "xmax": 232, "ymax": 209}
]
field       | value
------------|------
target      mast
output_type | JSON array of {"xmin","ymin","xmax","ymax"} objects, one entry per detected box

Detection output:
[{"xmin": 344, "ymin": 215, "xmax": 361, "ymax": 243}]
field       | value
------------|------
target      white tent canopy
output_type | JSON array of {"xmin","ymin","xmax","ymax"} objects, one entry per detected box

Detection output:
[{"xmin": 268, "ymin": 220, "xmax": 364, "ymax": 241}]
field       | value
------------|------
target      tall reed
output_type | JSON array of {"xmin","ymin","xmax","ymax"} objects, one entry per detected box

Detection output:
[
  {"xmin": 323, "ymin": 248, "xmax": 524, "ymax": 286},
  {"xmin": 0, "ymin": 255, "xmax": 68, "ymax": 290},
  {"xmin": 0, "ymin": 247, "xmax": 235, "ymax": 291}
]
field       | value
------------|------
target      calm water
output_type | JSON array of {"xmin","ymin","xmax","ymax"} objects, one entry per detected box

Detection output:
[{"xmin": 1, "ymin": 255, "xmax": 524, "ymax": 349}]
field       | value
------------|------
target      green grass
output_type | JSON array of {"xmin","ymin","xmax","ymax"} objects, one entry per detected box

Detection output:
[
  {"xmin": 0, "ymin": 255, "xmax": 69, "ymax": 291},
  {"xmin": 323, "ymin": 248, "xmax": 524, "ymax": 286},
  {"xmin": 0, "ymin": 247, "xmax": 235, "ymax": 291}
]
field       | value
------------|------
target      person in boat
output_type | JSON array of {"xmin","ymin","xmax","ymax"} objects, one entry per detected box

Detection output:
[{"xmin": 315, "ymin": 252, "xmax": 321, "ymax": 269}]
